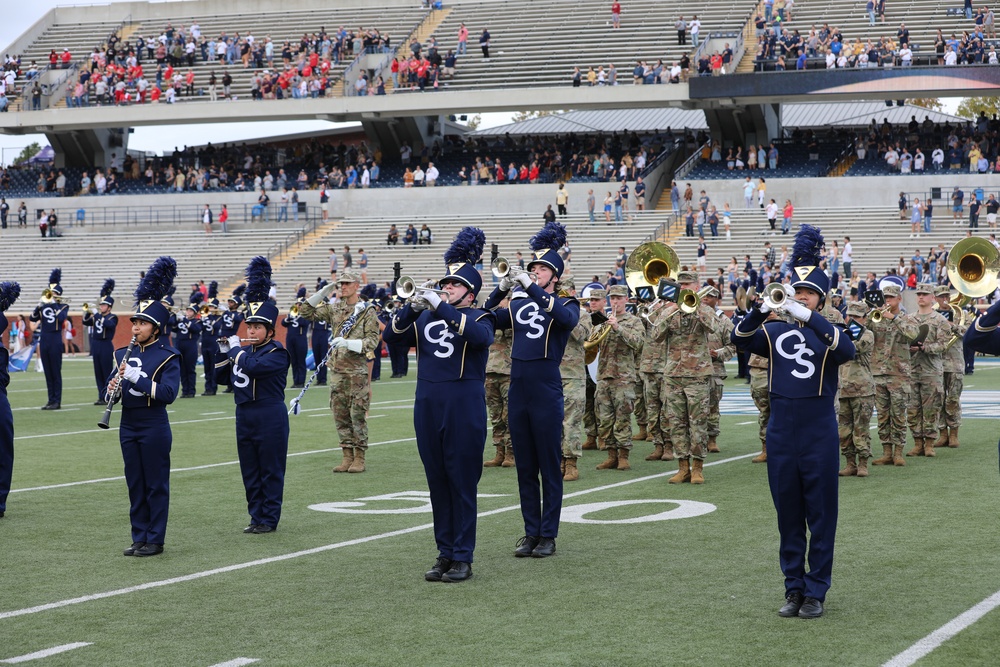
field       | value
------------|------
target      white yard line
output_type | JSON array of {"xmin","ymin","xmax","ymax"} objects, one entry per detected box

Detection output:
[
  {"xmin": 0, "ymin": 643, "xmax": 92, "ymax": 663},
  {"xmin": 206, "ymin": 659, "xmax": 258, "ymax": 667},
  {"xmin": 882, "ymin": 589, "xmax": 1000, "ymax": 667},
  {"xmin": 0, "ymin": 454, "xmax": 753, "ymax": 621}
]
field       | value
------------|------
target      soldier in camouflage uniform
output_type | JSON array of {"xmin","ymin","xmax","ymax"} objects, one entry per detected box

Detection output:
[
  {"xmin": 651, "ymin": 270, "xmax": 717, "ymax": 484},
  {"xmin": 632, "ymin": 334, "xmax": 648, "ymax": 442},
  {"xmin": 838, "ymin": 302, "xmax": 876, "ymax": 477},
  {"xmin": 594, "ymin": 285, "xmax": 645, "ymax": 471},
  {"xmin": 484, "ymin": 302, "xmax": 513, "ymax": 468},
  {"xmin": 560, "ymin": 277, "xmax": 592, "ymax": 481},
  {"xmin": 299, "ymin": 270, "xmax": 381, "ymax": 473},
  {"xmin": 749, "ymin": 351, "xmax": 771, "ymax": 463},
  {"xmin": 906, "ymin": 284, "xmax": 950, "ymax": 458},
  {"xmin": 866, "ymin": 284, "xmax": 920, "ymax": 466},
  {"xmin": 583, "ymin": 289, "xmax": 605, "ymax": 449},
  {"xmin": 640, "ymin": 298, "xmax": 674, "ymax": 462},
  {"xmin": 703, "ymin": 287, "xmax": 735, "ymax": 454},
  {"xmin": 933, "ymin": 285, "xmax": 968, "ymax": 448}
]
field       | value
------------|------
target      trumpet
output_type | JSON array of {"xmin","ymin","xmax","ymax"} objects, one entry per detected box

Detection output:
[
  {"xmin": 762, "ymin": 282, "xmax": 793, "ymax": 312},
  {"xmin": 199, "ymin": 304, "xmax": 213, "ymax": 316},
  {"xmin": 290, "ymin": 303, "xmax": 300, "ymax": 317},
  {"xmin": 81, "ymin": 302, "xmax": 97, "ymax": 315},
  {"xmin": 491, "ymin": 256, "xmax": 510, "ymax": 278},
  {"xmin": 870, "ymin": 306, "xmax": 887, "ymax": 323},
  {"xmin": 41, "ymin": 287, "xmax": 57, "ymax": 303},
  {"xmin": 395, "ymin": 275, "xmax": 449, "ymax": 300},
  {"xmin": 677, "ymin": 285, "xmax": 714, "ymax": 314}
]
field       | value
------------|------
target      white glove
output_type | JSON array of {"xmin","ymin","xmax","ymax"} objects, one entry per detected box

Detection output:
[
  {"xmin": 331, "ymin": 336, "xmax": 348, "ymax": 349},
  {"xmin": 307, "ymin": 282, "xmax": 337, "ymax": 306},
  {"xmin": 217, "ymin": 337, "xmax": 231, "ymax": 353},
  {"xmin": 785, "ymin": 300, "xmax": 812, "ymax": 322},
  {"xmin": 515, "ymin": 271, "xmax": 533, "ymax": 289},
  {"xmin": 758, "ymin": 300, "xmax": 771, "ymax": 314},
  {"xmin": 122, "ymin": 365, "xmax": 142, "ymax": 384},
  {"xmin": 227, "ymin": 335, "xmax": 242, "ymax": 350},
  {"xmin": 420, "ymin": 289, "xmax": 442, "ymax": 310},
  {"xmin": 409, "ymin": 297, "xmax": 429, "ymax": 312},
  {"xmin": 345, "ymin": 339, "xmax": 363, "ymax": 354},
  {"xmin": 499, "ymin": 275, "xmax": 513, "ymax": 292}
]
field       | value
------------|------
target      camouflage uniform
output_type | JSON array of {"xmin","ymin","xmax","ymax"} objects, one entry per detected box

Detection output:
[
  {"xmin": 484, "ymin": 327, "xmax": 513, "ymax": 464},
  {"xmin": 866, "ymin": 302, "xmax": 921, "ymax": 464},
  {"xmin": 937, "ymin": 306, "xmax": 967, "ymax": 445},
  {"xmin": 749, "ymin": 353, "xmax": 770, "ymax": 456},
  {"xmin": 906, "ymin": 309, "xmax": 949, "ymax": 454},
  {"xmin": 561, "ymin": 302, "xmax": 592, "ymax": 461},
  {"xmin": 584, "ymin": 370, "xmax": 598, "ymax": 443},
  {"xmin": 640, "ymin": 306, "xmax": 673, "ymax": 460},
  {"xmin": 632, "ymin": 342, "xmax": 647, "ymax": 438},
  {"xmin": 708, "ymin": 310, "xmax": 736, "ymax": 446},
  {"xmin": 652, "ymin": 300, "xmax": 717, "ymax": 462},
  {"xmin": 299, "ymin": 295, "xmax": 380, "ymax": 461},
  {"xmin": 596, "ymin": 309, "xmax": 644, "ymax": 452},
  {"xmin": 838, "ymin": 319, "xmax": 875, "ymax": 465}
]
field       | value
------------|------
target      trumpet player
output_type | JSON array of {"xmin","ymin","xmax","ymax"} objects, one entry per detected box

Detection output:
[
  {"xmin": 218, "ymin": 286, "xmax": 247, "ymax": 395},
  {"xmin": 174, "ymin": 298, "xmax": 204, "ymax": 398},
  {"xmin": 837, "ymin": 302, "xmax": 875, "ymax": 477},
  {"xmin": 905, "ymin": 284, "xmax": 949, "ymax": 458},
  {"xmin": 30, "ymin": 268, "xmax": 69, "ymax": 410},
  {"xmin": 593, "ymin": 285, "xmax": 644, "ymax": 472},
  {"xmin": 0, "ymin": 279, "xmax": 22, "ymax": 519},
  {"xmin": 200, "ymin": 282, "xmax": 221, "ymax": 396},
  {"xmin": 311, "ymin": 281, "xmax": 332, "ymax": 386},
  {"xmin": 283, "ymin": 288, "xmax": 309, "ymax": 389},
  {"xmin": 932, "ymin": 285, "xmax": 967, "ymax": 448},
  {"xmin": 82, "ymin": 278, "xmax": 119, "ymax": 405}
]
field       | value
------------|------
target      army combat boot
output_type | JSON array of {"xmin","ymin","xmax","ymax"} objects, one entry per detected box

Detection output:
[
  {"xmin": 333, "ymin": 447, "xmax": 354, "ymax": 473},
  {"xmin": 932, "ymin": 428, "xmax": 949, "ymax": 448},
  {"xmin": 660, "ymin": 444, "xmax": 675, "ymax": 461},
  {"xmin": 752, "ymin": 443, "xmax": 767, "ymax": 463},
  {"xmin": 582, "ymin": 435, "xmax": 598, "ymax": 450},
  {"xmin": 923, "ymin": 437, "xmax": 936, "ymax": 457},
  {"xmin": 483, "ymin": 446, "xmax": 505, "ymax": 467},
  {"xmin": 502, "ymin": 446, "xmax": 515, "ymax": 467},
  {"xmin": 616, "ymin": 448, "xmax": 631, "ymax": 471},
  {"xmin": 563, "ymin": 458, "xmax": 579, "ymax": 482},
  {"xmin": 948, "ymin": 427, "xmax": 960, "ymax": 448},
  {"xmin": 690, "ymin": 458, "xmax": 705, "ymax": 484},
  {"xmin": 857, "ymin": 457, "xmax": 870, "ymax": 477},
  {"xmin": 635, "ymin": 425, "xmax": 648, "ymax": 441},
  {"xmin": 668, "ymin": 458, "xmax": 691, "ymax": 484},
  {"xmin": 838, "ymin": 454, "xmax": 858, "ymax": 477},
  {"xmin": 906, "ymin": 438, "xmax": 925, "ymax": 457},
  {"xmin": 645, "ymin": 444, "xmax": 664, "ymax": 461},
  {"xmin": 348, "ymin": 448, "xmax": 366, "ymax": 473},
  {"xmin": 892, "ymin": 445, "xmax": 906, "ymax": 466},
  {"xmin": 872, "ymin": 444, "xmax": 893, "ymax": 465},
  {"xmin": 596, "ymin": 447, "xmax": 618, "ymax": 470},
  {"xmin": 707, "ymin": 436, "xmax": 720, "ymax": 453}
]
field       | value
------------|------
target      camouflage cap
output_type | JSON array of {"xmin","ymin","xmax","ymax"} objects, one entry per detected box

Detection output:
[
  {"xmin": 676, "ymin": 270, "xmax": 699, "ymax": 284},
  {"xmin": 914, "ymin": 283, "xmax": 936, "ymax": 294},
  {"xmin": 846, "ymin": 301, "xmax": 868, "ymax": 317},
  {"xmin": 559, "ymin": 276, "xmax": 576, "ymax": 292},
  {"xmin": 338, "ymin": 270, "xmax": 360, "ymax": 284},
  {"xmin": 705, "ymin": 285, "xmax": 721, "ymax": 298},
  {"xmin": 589, "ymin": 289, "xmax": 608, "ymax": 300},
  {"xmin": 934, "ymin": 285, "xmax": 950, "ymax": 297},
  {"xmin": 608, "ymin": 285, "xmax": 629, "ymax": 297},
  {"xmin": 882, "ymin": 285, "xmax": 902, "ymax": 298}
]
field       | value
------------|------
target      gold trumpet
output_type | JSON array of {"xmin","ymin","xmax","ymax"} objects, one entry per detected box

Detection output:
[
  {"xmin": 199, "ymin": 304, "xmax": 213, "ymax": 316},
  {"xmin": 41, "ymin": 287, "xmax": 57, "ymax": 303},
  {"xmin": 395, "ymin": 275, "xmax": 449, "ymax": 300},
  {"xmin": 290, "ymin": 303, "xmax": 300, "ymax": 317},
  {"xmin": 870, "ymin": 307, "xmax": 886, "ymax": 323}
]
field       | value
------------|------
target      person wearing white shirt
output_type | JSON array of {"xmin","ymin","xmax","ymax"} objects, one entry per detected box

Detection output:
[
  {"xmin": 361, "ymin": 167, "xmax": 371, "ymax": 188},
  {"xmin": 836, "ymin": 54, "xmax": 848, "ymax": 68},
  {"xmin": 885, "ymin": 148, "xmax": 899, "ymax": 170},
  {"xmin": 690, "ymin": 16, "xmax": 702, "ymax": 46},
  {"xmin": 190, "ymin": 22, "xmax": 200, "ymax": 40},
  {"xmin": 413, "ymin": 165, "xmax": 425, "ymax": 185},
  {"xmin": 931, "ymin": 147, "xmax": 945, "ymax": 170},
  {"xmin": 989, "ymin": 47, "xmax": 999, "ymax": 64},
  {"xmin": 165, "ymin": 87, "xmax": 176, "ymax": 104},
  {"xmin": 826, "ymin": 51, "xmax": 836, "ymax": 68},
  {"xmin": 635, "ymin": 152, "xmax": 646, "ymax": 171},
  {"xmin": 914, "ymin": 149, "xmax": 925, "ymax": 172},
  {"xmin": 425, "ymin": 163, "xmax": 439, "ymax": 187},
  {"xmin": 899, "ymin": 46, "xmax": 912, "ymax": 66},
  {"xmin": 842, "ymin": 237, "xmax": 853, "ymax": 280},
  {"xmin": 944, "ymin": 47, "xmax": 957, "ymax": 65}
]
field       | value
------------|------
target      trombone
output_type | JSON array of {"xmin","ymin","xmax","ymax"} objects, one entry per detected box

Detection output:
[{"xmin": 677, "ymin": 285, "xmax": 715, "ymax": 314}]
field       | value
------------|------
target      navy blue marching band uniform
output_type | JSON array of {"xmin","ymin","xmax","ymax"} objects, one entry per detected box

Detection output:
[
  {"xmin": 964, "ymin": 299, "xmax": 1000, "ymax": 459},
  {"xmin": 483, "ymin": 222, "xmax": 579, "ymax": 556},
  {"xmin": 30, "ymin": 269, "xmax": 69, "ymax": 409},
  {"xmin": 215, "ymin": 256, "xmax": 291, "ymax": 533},
  {"xmin": 201, "ymin": 306, "xmax": 220, "ymax": 395},
  {"xmin": 383, "ymin": 227, "xmax": 495, "ymax": 582},
  {"xmin": 217, "ymin": 290, "xmax": 246, "ymax": 392},
  {"xmin": 174, "ymin": 301, "xmax": 204, "ymax": 398},
  {"xmin": 159, "ymin": 288, "xmax": 177, "ymax": 347},
  {"xmin": 282, "ymin": 287, "xmax": 309, "ymax": 388},
  {"xmin": 0, "ymin": 281, "xmax": 21, "ymax": 518},
  {"xmin": 110, "ymin": 257, "xmax": 181, "ymax": 556},
  {"xmin": 732, "ymin": 225, "xmax": 855, "ymax": 617},
  {"xmin": 82, "ymin": 278, "xmax": 119, "ymax": 403}
]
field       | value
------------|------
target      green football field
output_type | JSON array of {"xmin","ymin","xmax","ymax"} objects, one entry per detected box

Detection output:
[{"xmin": 2, "ymin": 357, "xmax": 1000, "ymax": 667}]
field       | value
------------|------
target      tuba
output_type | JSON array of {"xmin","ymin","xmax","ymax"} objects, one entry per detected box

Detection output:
[
  {"xmin": 947, "ymin": 237, "xmax": 1000, "ymax": 299},
  {"xmin": 625, "ymin": 241, "xmax": 680, "ymax": 297}
]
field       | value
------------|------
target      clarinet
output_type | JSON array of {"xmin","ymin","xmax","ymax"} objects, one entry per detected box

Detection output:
[{"xmin": 98, "ymin": 335, "xmax": 138, "ymax": 429}]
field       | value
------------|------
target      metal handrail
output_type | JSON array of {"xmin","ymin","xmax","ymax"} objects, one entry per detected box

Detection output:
[
  {"xmin": 26, "ymin": 202, "xmax": 312, "ymax": 228},
  {"xmin": 674, "ymin": 141, "xmax": 709, "ymax": 181}
]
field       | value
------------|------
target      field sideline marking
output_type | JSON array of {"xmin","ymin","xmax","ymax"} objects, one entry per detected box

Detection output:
[
  {"xmin": 207, "ymin": 659, "xmax": 258, "ymax": 667},
  {"xmin": 0, "ymin": 453, "xmax": 754, "ymax": 621},
  {"xmin": 882, "ymin": 589, "xmax": 1000, "ymax": 667},
  {"xmin": 0, "ymin": 643, "xmax": 92, "ymax": 663}
]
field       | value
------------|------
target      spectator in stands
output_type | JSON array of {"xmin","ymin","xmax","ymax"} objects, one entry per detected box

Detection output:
[
  {"xmin": 418, "ymin": 224, "xmax": 432, "ymax": 244},
  {"xmin": 970, "ymin": 195, "xmax": 981, "ymax": 229},
  {"xmin": 257, "ymin": 188, "xmax": 270, "ymax": 220},
  {"xmin": 425, "ymin": 162, "xmax": 439, "ymax": 187},
  {"xmin": 611, "ymin": 1, "xmax": 622, "ymax": 29},
  {"xmin": 767, "ymin": 143, "xmax": 779, "ymax": 170},
  {"xmin": 690, "ymin": 15, "xmax": 702, "ymax": 47},
  {"xmin": 479, "ymin": 28, "xmax": 491, "ymax": 59},
  {"xmin": 604, "ymin": 192, "xmax": 614, "ymax": 222},
  {"xmin": 910, "ymin": 198, "xmax": 922, "ymax": 238},
  {"xmin": 413, "ymin": 164, "xmax": 425, "ymax": 186},
  {"xmin": 953, "ymin": 187, "xmax": 964, "ymax": 221},
  {"xmin": 457, "ymin": 23, "xmax": 469, "ymax": 55},
  {"xmin": 898, "ymin": 192, "xmax": 908, "ymax": 220},
  {"xmin": 403, "ymin": 223, "xmax": 417, "ymax": 245}
]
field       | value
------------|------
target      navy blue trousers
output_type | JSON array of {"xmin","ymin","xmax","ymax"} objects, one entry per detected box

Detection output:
[
  {"xmin": 202, "ymin": 343, "xmax": 217, "ymax": 393},
  {"xmin": 236, "ymin": 399, "xmax": 289, "ymax": 528},
  {"xmin": 508, "ymin": 361, "xmax": 564, "ymax": 538},
  {"xmin": 766, "ymin": 395, "xmax": 839, "ymax": 602},
  {"xmin": 312, "ymin": 332, "xmax": 329, "ymax": 384},
  {"xmin": 91, "ymin": 339, "xmax": 115, "ymax": 401},
  {"xmin": 414, "ymin": 379, "xmax": 487, "ymax": 562},
  {"xmin": 371, "ymin": 340, "xmax": 382, "ymax": 380},
  {"xmin": 214, "ymin": 351, "xmax": 230, "ymax": 387},
  {"xmin": 965, "ymin": 345, "xmax": 976, "ymax": 373},
  {"xmin": 120, "ymin": 409, "xmax": 172, "ymax": 545},
  {"xmin": 40, "ymin": 336, "xmax": 62, "ymax": 405},
  {"xmin": 0, "ymin": 392, "xmax": 12, "ymax": 513},
  {"xmin": 287, "ymin": 335, "xmax": 308, "ymax": 386},
  {"xmin": 388, "ymin": 341, "xmax": 409, "ymax": 376},
  {"xmin": 177, "ymin": 340, "xmax": 199, "ymax": 396}
]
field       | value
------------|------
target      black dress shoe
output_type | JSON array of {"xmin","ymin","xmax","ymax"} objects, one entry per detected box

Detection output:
[
  {"xmin": 424, "ymin": 557, "xmax": 453, "ymax": 582},
  {"xmin": 123, "ymin": 542, "xmax": 145, "ymax": 556},
  {"xmin": 251, "ymin": 524, "xmax": 276, "ymax": 534},
  {"xmin": 292, "ymin": 383, "xmax": 305, "ymax": 389},
  {"xmin": 778, "ymin": 592, "xmax": 804, "ymax": 617},
  {"xmin": 798, "ymin": 597, "xmax": 824, "ymax": 618},
  {"xmin": 243, "ymin": 524, "xmax": 259, "ymax": 534},
  {"xmin": 0, "ymin": 510, "xmax": 5, "ymax": 518},
  {"xmin": 201, "ymin": 391, "xmax": 216, "ymax": 396},
  {"xmin": 94, "ymin": 400, "xmax": 105, "ymax": 406},
  {"xmin": 222, "ymin": 388, "xmax": 234, "ymax": 394},
  {"xmin": 134, "ymin": 543, "xmax": 164, "ymax": 557},
  {"xmin": 514, "ymin": 535, "xmax": 540, "ymax": 557},
  {"xmin": 531, "ymin": 537, "xmax": 556, "ymax": 558},
  {"xmin": 41, "ymin": 403, "xmax": 60, "ymax": 410},
  {"xmin": 442, "ymin": 561, "xmax": 473, "ymax": 583}
]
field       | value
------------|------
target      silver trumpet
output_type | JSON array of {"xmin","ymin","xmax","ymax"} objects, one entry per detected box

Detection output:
[
  {"xmin": 395, "ymin": 275, "xmax": 449, "ymax": 300},
  {"xmin": 491, "ymin": 256, "xmax": 510, "ymax": 278},
  {"xmin": 762, "ymin": 282, "xmax": 794, "ymax": 312}
]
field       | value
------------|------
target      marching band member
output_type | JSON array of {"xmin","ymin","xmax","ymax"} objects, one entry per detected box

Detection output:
[
  {"xmin": 484, "ymin": 221, "xmax": 580, "ymax": 559},
  {"xmin": 638, "ymin": 291, "xmax": 674, "ymax": 462},
  {"xmin": 217, "ymin": 285, "xmax": 246, "ymax": 394},
  {"xmin": 216, "ymin": 257, "xmax": 291, "ymax": 534},
  {"xmin": 0, "ymin": 280, "xmax": 21, "ymax": 518},
  {"xmin": 282, "ymin": 287, "xmax": 309, "ymax": 388},
  {"xmin": 703, "ymin": 286, "xmax": 735, "ymax": 454},
  {"xmin": 311, "ymin": 281, "xmax": 332, "ymax": 386},
  {"xmin": 200, "ymin": 282, "xmax": 221, "ymax": 396},
  {"xmin": 82, "ymin": 278, "xmax": 118, "ymax": 404},
  {"xmin": 905, "ymin": 284, "xmax": 949, "ymax": 458},
  {"xmin": 838, "ymin": 302, "xmax": 876, "ymax": 477},
  {"xmin": 174, "ymin": 294, "xmax": 204, "ymax": 398},
  {"xmin": 300, "ymin": 270, "xmax": 379, "ymax": 473},
  {"xmin": 108, "ymin": 257, "xmax": 181, "ymax": 557},
  {"xmin": 964, "ymin": 297, "xmax": 1000, "ymax": 354},
  {"xmin": 30, "ymin": 268, "xmax": 69, "ymax": 410},
  {"xmin": 384, "ymin": 228, "xmax": 495, "ymax": 582},
  {"xmin": 933, "ymin": 285, "xmax": 967, "ymax": 448},
  {"xmin": 593, "ymin": 284, "xmax": 644, "ymax": 471},
  {"xmin": 580, "ymin": 283, "xmax": 604, "ymax": 451},
  {"xmin": 159, "ymin": 286, "xmax": 177, "ymax": 347},
  {"xmin": 483, "ymin": 298, "xmax": 513, "ymax": 468},
  {"xmin": 558, "ymin": 277, "xmax": 592, "ymax": 481},
  {"xmin": 732, "ymin": 224, "xmax": 855, "ymax": 619}
]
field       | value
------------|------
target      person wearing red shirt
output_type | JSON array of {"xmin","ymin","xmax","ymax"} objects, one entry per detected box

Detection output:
[
  {"xmin": 61, "ymin": 48, "xmax": 72, "ymax": 67},
  {"xmin": 611, "ymin": 1, "xmax": 622, "ymax": 28},
  {"xmin": 219, "ymin": 204, "xmax": 229, "ymax": 233},
  {"xmin": 49, "ymin": 49, "xmax": 58, "ymax": 67},
  {"xmin": 528, "ymin": 163, "xmax": 540, "ymax": 183},
  {"xmin": 302, "ymin": 64, "xmax": 312, "ymax": 77},
  {"xmin": 150, "ymin": 86, "xmax": 162, "ymax": 103},
  {"xmin": 164, "ymin": 64, "xmax": 174, "ymax": 80},
  {"xmin": 308, "ymin": 52, "xmax": 319, "ymax": 69},
  {"xmin": 519, "ymin": 164, "xmax": 529, "ymax": 182},
  {"xmin": 710, "ymin": 51, "xmax": 723, "ymax": 75},
  {"xmin": 185, "ymin": 70, "xmax": 195, "ymax": 96}
]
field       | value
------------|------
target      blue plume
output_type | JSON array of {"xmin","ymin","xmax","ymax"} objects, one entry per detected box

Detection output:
[
  {"xmin": 244, "ymin": 256, "xmax": 273, "ymax": 303},
  {"xmin": 49, "ymin": 268, "xmax": 61, "ymax": 285},
  {"xmin": 317, "ymin": 279, "xmax": 329, "ymax": 291},
  {"xmin": 208, "ymin": 280, "xmax": 219, "ymax": 299},
  {"xmin": 190, "ymin": 291, "xmax": 205, "ymax": 305},
  {"xmin": 167, "ymin": 285, "xmax": 177, "ymax": 297},
  {"xmin": 749, "ymin": 269, "xmax": 758, "ymax": 285},
  {"xmin": 360, "ymin": 283, "xmax": 377, "ymax": 300},
  {"xmin": 296, "ymin": 286, "xmax": 307, "ymax": 299},
  {"xmin": 232, "ymin": 284, "xmax": 246, "ymax": 298},
  {"xmin": 101, "ymin": 278, "xmax": 115, "ymax": 297},
  {"xmin": 134, "ymin": 257, "xmax": 177, "ymax": 304},
  {"xmin": 791, "ymin": 224, "xmax": 825, "ymax": 269},
  {"xmin": 375, "ymin": 287, "xmax": 388, "ymax": 301},
  {"xmin": 444, "ymin": 226, "xmax": 486, "ymax": 265},
  {"xmin": 529, "ymin": 221, "xmax": 567, "ymax": 253},
  {"xmin": 0, "ymin": 281, "xmax": 21, "ymax": 311}
]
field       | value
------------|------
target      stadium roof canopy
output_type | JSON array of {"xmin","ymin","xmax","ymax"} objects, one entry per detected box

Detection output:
[{"xmin": 472, "ymin": 103, "xmax": 970, "ymax": 136}]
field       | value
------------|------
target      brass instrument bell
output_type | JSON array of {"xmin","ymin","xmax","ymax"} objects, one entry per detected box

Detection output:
[
  {"xmin": 947, "ymin": 237, "xmax": 1000, "ymax": 298},
  {"xmin": 624, "ymin": 241, "xmax": 680, "ymax": 297}
]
